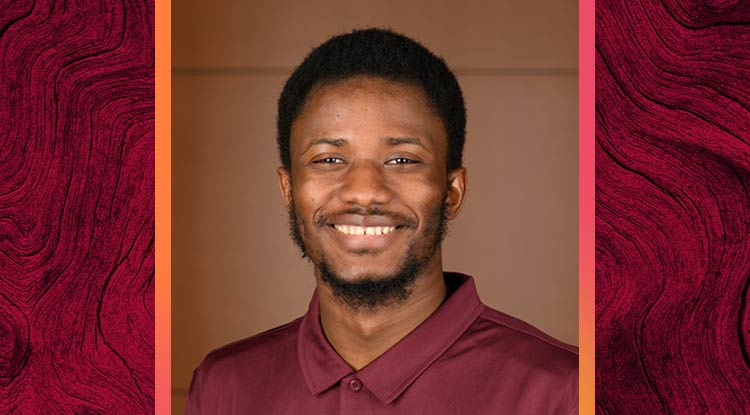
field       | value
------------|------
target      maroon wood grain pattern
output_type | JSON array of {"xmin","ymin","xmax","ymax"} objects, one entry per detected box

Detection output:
[
  {"xmin": 596, "ymin": 0, "xmax": 750, "ymax": 413},
  {"xmin": 0, "ymin": 1, "xmax": 154, "ymax": 413}
]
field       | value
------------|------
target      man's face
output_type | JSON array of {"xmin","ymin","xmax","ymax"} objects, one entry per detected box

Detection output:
[{"xmin": 278, "ymin": 76, "xmax": 466, "ymax": 310}]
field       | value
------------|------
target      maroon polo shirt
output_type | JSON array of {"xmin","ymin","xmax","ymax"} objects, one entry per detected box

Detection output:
[{"xmin": 185, "ymin": 273, "xmax": 578, "ymax": 414}]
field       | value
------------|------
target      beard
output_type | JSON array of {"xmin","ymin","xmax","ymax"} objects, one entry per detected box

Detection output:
[{"xmin": 287, "ymin": 192, "xmax": 449, "ymax": 312}]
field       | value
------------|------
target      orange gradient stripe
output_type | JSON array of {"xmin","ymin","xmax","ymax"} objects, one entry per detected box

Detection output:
[{"xmin": 155, "ymin": 0, "xmax": 171, "ymax": 413}]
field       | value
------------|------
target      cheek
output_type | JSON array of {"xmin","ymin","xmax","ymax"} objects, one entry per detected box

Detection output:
[
  {"xmin": 293, "ymin": 181, "xmax": 331, "ymax": 218},
  {"xmin": 386, "ymin": 171, "xmax": 444, "ymax": 209}
]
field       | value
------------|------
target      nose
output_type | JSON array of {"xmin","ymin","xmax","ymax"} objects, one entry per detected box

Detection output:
[{"xmin": 338, "ymin": 160, "xmax": 393, "ymax": 206}]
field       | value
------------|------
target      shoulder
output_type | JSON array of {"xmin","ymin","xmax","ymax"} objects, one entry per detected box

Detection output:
[
  {"xmin": 184, "ymin": 318, "xmax": 303, "ymax": 414},
  {"xmin": 473, "ymin": 306, "xmax": 578, "ymax": 378},
  {"xmin": 195, "ymin": 317, "xmax": 302, "ymax": 385},
  {"xmin": 462, "ymin": 306, "xmax": 578, "ymax": 412}
]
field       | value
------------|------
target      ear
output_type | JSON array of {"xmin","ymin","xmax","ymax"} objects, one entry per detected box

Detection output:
[
  {"xmin": 277, "ymin": 166, "xmax": 292, "ymax": 209},
  {"xmin": 444, "ymin": 167, "xmax": 467, "ymax": 220}
]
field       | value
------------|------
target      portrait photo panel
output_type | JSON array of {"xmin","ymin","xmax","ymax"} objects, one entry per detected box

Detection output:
[{"xmin": 172, "ymin": 1, "xmax": 578, "ymax": 414}]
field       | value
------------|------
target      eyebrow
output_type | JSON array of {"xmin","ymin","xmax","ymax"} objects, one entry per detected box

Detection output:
[
  {"xmin": 302, "ymin": 136, "xmax": 428, "ymax": 153},
  {"xmin": 385, "ymin": 136, "xmax": 427, "ymax": 150},
  {"xmin": 302, "ymin": 137, "xmax": 347, "ymax": 153}
]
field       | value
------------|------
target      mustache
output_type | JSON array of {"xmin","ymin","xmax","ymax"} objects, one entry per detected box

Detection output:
[{"xmin": 315, "ymin": 206, "xmax": 417, "ymax": 228}]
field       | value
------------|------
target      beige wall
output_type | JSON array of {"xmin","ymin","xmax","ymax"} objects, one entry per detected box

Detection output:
[{"xmin": 172, "ymin": 1, "xmax": 578, "ymax": 413}]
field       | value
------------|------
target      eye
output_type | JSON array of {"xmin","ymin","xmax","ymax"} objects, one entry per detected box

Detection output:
[
  {"xmin": 313, "ymin": 156, "xmax": 345, "ymax": 164},
  {"xmin": 386, "ymin": 157, "xmax": 419, "ymax": 165}
]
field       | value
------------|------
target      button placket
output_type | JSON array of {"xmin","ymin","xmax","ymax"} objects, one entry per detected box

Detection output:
[
  {"xmin": 348, "ymin": 378, "xmax": 363, "ymax": 392},
  {"xmin": 340, "ymin": 375, "xmax": 368, "ymax": 414}
]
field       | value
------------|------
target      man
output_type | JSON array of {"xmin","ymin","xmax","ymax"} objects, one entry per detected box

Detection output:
[{"xmin": 185, "ymin": 28, "xmax": 578, "ymax": 414}]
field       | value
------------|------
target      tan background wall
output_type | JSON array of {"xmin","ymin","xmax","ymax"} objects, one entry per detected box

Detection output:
[{"xmin": 172, "ymin": 1, "xmax": 578, "ymax": 413}]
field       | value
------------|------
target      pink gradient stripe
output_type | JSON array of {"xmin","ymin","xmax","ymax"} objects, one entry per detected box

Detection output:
[{"xmin": 579, "ymin": 0, "xmax": 595, "ymax": 414}]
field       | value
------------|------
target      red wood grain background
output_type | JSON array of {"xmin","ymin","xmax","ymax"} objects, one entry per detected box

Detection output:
[
  {"xmin": 596, "ymin": 0, "xmax": 750, "ymax": 413},
  {"xmin": 0, "ymin": 0, "xmax": 154, "ymax": 413}
]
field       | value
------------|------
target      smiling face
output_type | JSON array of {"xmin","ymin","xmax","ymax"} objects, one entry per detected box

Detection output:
[{"xmin": 278, "ymin": 76, "xmax": 467, "ymax": 310}]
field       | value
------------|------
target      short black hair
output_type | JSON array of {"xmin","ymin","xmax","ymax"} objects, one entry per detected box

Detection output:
[{"xmin": 277, "ymin": 28, "xmax": 466, "ymax": 173}]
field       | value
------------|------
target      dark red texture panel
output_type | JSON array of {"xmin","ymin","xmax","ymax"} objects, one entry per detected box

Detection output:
[
  {"xmin": 596, "ymin": 0, "xmax": 750, "ymax": 413},
  {"xmin": 0, "ymin": 1, "xmax": 154, "ymax": 413}
]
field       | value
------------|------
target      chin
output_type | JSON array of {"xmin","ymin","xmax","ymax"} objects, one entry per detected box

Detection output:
[
  {"xmin": 317, "ymin": 254, "xmax": 424, "ymax": 310},
  {"xmin": 326, "ymin": 265, "xmax": 399, "ymax": 283}
]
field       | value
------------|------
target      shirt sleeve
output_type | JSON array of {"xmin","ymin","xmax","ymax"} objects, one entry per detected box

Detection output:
[
  {"xmin": 562, "ymin": 362, "xmax": 579, "ymax": 415},
  {"xmin": 183, "ymin": 366, "xmax": 203, "ymax": 415}
]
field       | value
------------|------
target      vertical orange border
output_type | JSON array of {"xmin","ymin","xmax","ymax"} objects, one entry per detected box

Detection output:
[
  {"xmin": 579, "ymin": 0, "xmax": 595, "ymax": 413},
  {"xmin": 155, "ymin": 0, "xmax": 171, "ymax": 413}
]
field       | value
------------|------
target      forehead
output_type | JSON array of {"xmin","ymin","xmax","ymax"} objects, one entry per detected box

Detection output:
[
  {"xmin": 306, "ymin": 76, "xmax": 433, "ymax": 110},
  {"xmin": 290, "ymin": 76, "xmax": 446, "ymax": 151}
]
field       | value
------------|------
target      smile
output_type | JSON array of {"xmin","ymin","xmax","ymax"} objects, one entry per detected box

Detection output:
[{"xmin": 333, "ymin": 225, "xmax": 397, "ymax": 236}]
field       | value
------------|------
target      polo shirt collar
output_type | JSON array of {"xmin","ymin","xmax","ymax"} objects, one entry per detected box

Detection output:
[{"xmin": 297, "ymin": 272, "xmax": 485, "ymax": 404}]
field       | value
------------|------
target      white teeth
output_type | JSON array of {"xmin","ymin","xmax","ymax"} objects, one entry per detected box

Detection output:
[{"xmin": 334, "ymin": 225, "xmax": 397, "ymax": 236}]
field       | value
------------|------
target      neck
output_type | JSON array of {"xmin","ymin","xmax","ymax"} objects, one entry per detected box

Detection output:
[{"xmin": 317, "ymin": 259, "xmax": 447, "ymax": 371}]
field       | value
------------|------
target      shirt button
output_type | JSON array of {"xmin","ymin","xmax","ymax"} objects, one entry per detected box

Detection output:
[{"xmin": 348, "ymin": 378, "xmax": 363, "ymax": 392}]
